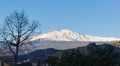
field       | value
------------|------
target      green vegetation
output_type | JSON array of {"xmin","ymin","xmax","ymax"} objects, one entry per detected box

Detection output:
[{"xmin": 46, "ymin": 47, "xmax": 120, "ymax": 66}]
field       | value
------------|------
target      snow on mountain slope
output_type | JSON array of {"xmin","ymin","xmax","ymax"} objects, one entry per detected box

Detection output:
[{"xmin": 31, "ymin": 29, "xmax": 120, "ymax": 41}]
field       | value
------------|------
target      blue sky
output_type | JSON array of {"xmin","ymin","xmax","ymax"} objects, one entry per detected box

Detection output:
[{"xmin": 0, "ymin": 0, "xmax": 120, "ymax": 37}]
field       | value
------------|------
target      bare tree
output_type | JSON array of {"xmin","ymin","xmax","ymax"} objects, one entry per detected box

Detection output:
[{"xmin": 0, "ymin": 10, "xmax": 39, "ymax": 66}]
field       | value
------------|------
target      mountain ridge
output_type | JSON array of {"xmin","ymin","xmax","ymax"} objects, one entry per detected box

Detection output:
[{"xmin": 31, "ymin": 29, "xmax": 120, "ymax": 41}]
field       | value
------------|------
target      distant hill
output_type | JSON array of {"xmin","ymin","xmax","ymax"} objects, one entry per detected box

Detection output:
[{"xmin": 15, "ymin": 43, "xmax": 120, "ymax": 63}]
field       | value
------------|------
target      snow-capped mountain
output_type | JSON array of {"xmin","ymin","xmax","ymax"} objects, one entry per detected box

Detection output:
[
  {"xmin": 31, "ymin": 29, "xmax": 120, "ymax": 42},
  {"xmin": 3, "ymin": 29, "xmax": 120, "ymax": 54},
  {"xmin": 19, "ymin": 29, "xmax": 120, "ymax": 54}
]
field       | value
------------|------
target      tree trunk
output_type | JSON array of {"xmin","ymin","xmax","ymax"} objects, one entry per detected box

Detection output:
[
  {"xmin": 1, "ymin": 61, "xmax": 4, "ymax": 66},
  {"xmin": 37, "ymin": 59, "xmax": 40, "ymax": 66},
  {"xmin": 14, "ymin": 46, "xmax": 19, "ymax": 66}
]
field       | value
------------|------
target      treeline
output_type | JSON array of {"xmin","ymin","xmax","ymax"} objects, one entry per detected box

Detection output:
[{"xmin": 46, "ymin": 45, "xmax": 120, "ymax": 66}]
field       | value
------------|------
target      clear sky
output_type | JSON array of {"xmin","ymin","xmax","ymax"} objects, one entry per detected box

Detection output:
[{"xmin": 0, "ymin": 0, "xmax": 120, "ymax": 37}]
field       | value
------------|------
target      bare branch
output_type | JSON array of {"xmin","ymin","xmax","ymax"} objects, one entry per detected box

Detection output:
[{"xmin": 7, "ymin": 43, "xmax": 15, "ymax": 55}]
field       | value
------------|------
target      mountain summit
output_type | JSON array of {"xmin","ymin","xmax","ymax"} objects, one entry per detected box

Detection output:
[
  {"xmin": 18, "ymin": 29, "xmax": 120, "ymax": 53},
  {"xmin": 31, "ymin": 29, "xmax": 120, "ymax": 41}
]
